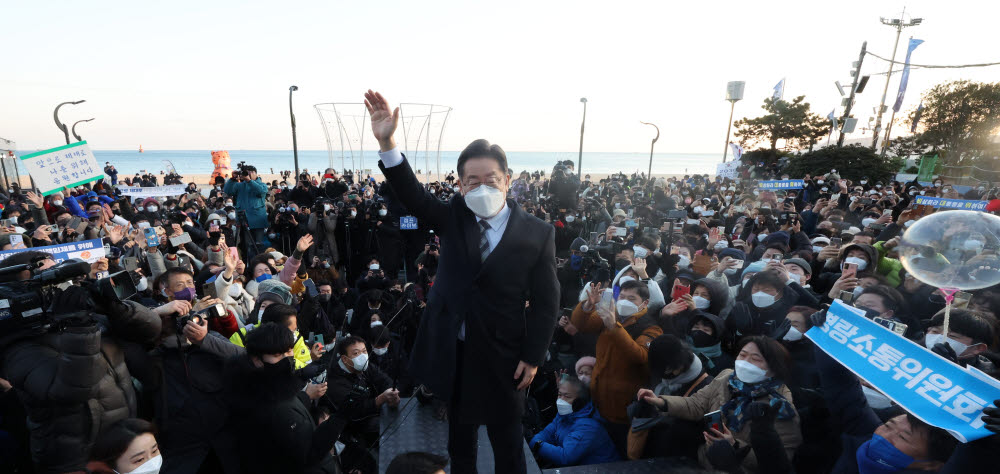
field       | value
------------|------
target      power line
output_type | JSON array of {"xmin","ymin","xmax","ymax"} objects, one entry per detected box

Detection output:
[{"xmin": 866, "ymin": 51, "xmax": 1000, "ymax": 69}]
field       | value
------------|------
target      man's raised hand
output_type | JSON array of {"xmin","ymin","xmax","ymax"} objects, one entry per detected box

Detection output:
[{"xmin": 364, "ymin": 90, "xmax": 400, "ymax": 152}]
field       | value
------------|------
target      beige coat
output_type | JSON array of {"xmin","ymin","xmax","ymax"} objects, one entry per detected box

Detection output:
[{"xmin": 659, "ymin": 369, "xmax": 802, "ymax": 472}]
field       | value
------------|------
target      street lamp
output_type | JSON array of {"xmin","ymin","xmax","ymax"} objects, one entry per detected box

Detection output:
[
  {"xmin": 871, "ymin": 9, "xmax": 922, "ymax": 150},
  {"xmin": 71, "ymin": 118, "xmax": 94, "ymax": 142},
  {"xmin": 577, "ymin": 98, "xmax": 587, "ymax": 176},
  {"xmin": 722, "ymin": 81, "xmax": 745, "ymax": 163},
  {"xmin": 640, "ymin": 121, "xmax": 659, "ymax": 178},
  {"xmin": 289, "ymin": 85, "xmax": 300, "ymax": 178},
  {"xmin": 53, "ymin": 100, "xmax": 86, "ymax": 145}
]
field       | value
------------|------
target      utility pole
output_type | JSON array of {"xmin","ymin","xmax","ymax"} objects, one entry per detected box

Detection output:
[
  {"xmin": 577, "ymin": 98, "xmax": 587, "ymax": 176},
  {"xmin": 289, "ymin": 86, "xmax": 300, "ymax": 178},
  {"xmin": 722, "ymin": 81, "xmax": 745, "ymax": 162},
  {"xmin": 640, "ymin": 121, "xmax": 659, "ymax": 178},
  {"xmin": 871, "ymin": 9, "xmax": 922, "ymax": 150},
  {"xmin": 838, "ymin": 42, "xmax": 867, "ymax": 146}
]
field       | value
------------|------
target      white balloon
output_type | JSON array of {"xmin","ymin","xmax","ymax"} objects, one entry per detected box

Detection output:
[{"xmin": 898, "ymin": 210, "xmax": 1000, "ymax": 290}]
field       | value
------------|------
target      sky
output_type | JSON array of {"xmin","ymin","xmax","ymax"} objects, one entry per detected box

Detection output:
[{"xmin": 2, "ymin": 0, "xmax": 998, "ymax": 155}]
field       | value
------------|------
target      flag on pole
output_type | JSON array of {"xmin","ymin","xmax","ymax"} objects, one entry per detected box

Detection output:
[
  {"xmin": 729, "ymin": 143, "xmax": 744, "ymax": 162},
  {"xmin": 911, "ymin": 101, "xmax": 925, "ymax": 132},
  {"xmin": 772, "ymin": 78, "xmax": 785, "ymax": 101},
  {"xmin": 827, "ymin": 109, "xmax": 838, "ymax": 131},
  {"xmin": 893, "ymin": 38, "xmax": 924, "ymax": 113}
]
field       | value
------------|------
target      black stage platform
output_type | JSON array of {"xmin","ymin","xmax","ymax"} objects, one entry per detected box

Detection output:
[{"xmin": 378, "ymin": 398, "xmax": 705, "ymax": 473}]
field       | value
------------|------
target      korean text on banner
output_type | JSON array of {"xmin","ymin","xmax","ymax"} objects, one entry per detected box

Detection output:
[
  {"xmin": 716, "ymin": 161, "xmax": 740, "ymax": 180},
  {"xmin": 757, "ymin": 179, "xmax": 804, "ymax": 190},
  {"xmin": 914, "ymin": 195, "xmax": 988, "ymax": 211},
  {"xmin": 806, "ymin": 300, "xmax": 1000, "ymax": 442},
  {"xmin": 118, "ymin": 185, "xmax": 188, "ymax": 199},
  {"xmin": 0, "ymin": 239, "xmax": 106, "ymax": 264},
  {"xmin": 19, "ymin": 141, "xmax": 105, "ymax": 196},
  {"xmin": 400, "ymin": 216, "xmax": 418, "ymax": 230}
]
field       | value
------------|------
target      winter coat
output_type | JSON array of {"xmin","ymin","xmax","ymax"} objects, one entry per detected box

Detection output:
[
  {"xmin": 726, "ymin": 282, "xmax": 816, "ymax": 341},
  {"xmin": 230, "ymin": 328, "xmax": 313, "ymax": 370},
  {"xmin": 530, "ymin": 401, "xmax": 621, "ymax": 466},
  {"xmin": 225, "ymin": 356, "xmax": 344, "ymax": 474},
  {"xmin": 571, "ymin": 301, "xmax": 663, "ymax": 424},
  {"xmin": 0, "ymin": 302, "xmax": 161, "ymax": 474},
  {"xmin": 610, "ymin": 264, "xmax": 666, "ymax": 307},
  {"xmin": 223, "ymin": 177, "xmax": 269, "ymax": 230},
  {"xmin": 659, "ymin": 369, "xmax": 802, "ymax": 473}
]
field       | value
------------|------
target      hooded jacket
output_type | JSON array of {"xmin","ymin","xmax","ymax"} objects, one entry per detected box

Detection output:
[
  {"xmin": 530, "ymin": 401, "xmax": 621, "ymax": 466},
  {"xmin": 609, "ymin": 263, "xmax": 666, "ymax": 307}
]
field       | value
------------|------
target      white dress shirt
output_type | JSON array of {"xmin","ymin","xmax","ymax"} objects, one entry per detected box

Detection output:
[{"xmin": 378, "ymin": 147, "xmax": 511, "ymax": 340}]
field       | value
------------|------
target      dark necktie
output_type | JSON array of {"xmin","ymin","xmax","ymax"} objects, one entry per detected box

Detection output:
[{"xmin": 479, "ymin": 220, "xmax": 491, "ymax": 263}]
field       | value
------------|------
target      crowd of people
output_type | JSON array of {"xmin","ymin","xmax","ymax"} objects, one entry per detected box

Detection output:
[{"xmin": 1, "ymin": 151, "xmax": 1000, "ymax": 474}]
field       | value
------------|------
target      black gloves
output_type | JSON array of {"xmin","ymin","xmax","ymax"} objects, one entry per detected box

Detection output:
[
  {"xmin": 530, "ymin": 440, "xmax": 542, "ymax": 455},
  {"xmin": 706, "ymin": 439, "xmax": 749, "ymax": 473},
  {"xmin": 809, "ymin": 308, "xmax": 827, "ymax": 328},
  {"xmin": 930, "ymin": 342, "xmax": 959, "ymax": 364},
  {"xmin": 982, "ymin": 401, "xmax": 1000, "ymax": 433},
  {"xmin": 746, "ymin": 400, "xmax": 778, "ymax": 426},
  {"xmin": 771, "ymin": 318, "xmax": 791, "ymax": 341}
]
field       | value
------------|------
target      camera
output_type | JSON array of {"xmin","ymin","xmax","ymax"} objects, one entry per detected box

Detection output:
[
  {"xmin": 0, "ymin": 259, "xmax": 98, "ymax": 336},
  {"xmin": 174, "ymin": 303, "xmax": 225, "ymax": 334}
]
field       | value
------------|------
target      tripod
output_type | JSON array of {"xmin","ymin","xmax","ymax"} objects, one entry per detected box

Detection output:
[{"xmin": 235, "ymin": 209, "xmax": 261, "ymax": 259}]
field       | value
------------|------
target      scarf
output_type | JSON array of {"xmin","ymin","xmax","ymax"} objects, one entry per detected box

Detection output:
[
  {"xmin": 690, "ymin": 343, "xmax": 723, "ymax": 369},
  {"xmin": 718, "ymin": 374, "xmax": 796, "ymax": 432},
  {"xmin": 655, "ymin": 356, "xmax": 704, "ymax": 395}
]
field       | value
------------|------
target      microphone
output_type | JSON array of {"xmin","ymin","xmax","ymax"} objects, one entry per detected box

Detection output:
[{"xmin": 32, "ymin": 259, "xmax": 91, "ymax": 283}]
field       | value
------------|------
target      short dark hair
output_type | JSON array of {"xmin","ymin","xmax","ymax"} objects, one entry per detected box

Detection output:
[
  {"xmin": 90, "ymin": 418, "xmax": 157, "ymax": 468},
  {"xmin": 457, "ymin": 139, "xmax": 508, "ymax": 179},
  {"xmin": 748, "ymin": 270, "xmax": 785, "ymax": 293},
  {"xmin": 860, "ymin": 284, "xmax": 903, "ymax": 313},
  {"xmin": 386, "ymin": 451, "xmax": 449, "ymax": 474},
  {"xmin": 905, "ymin": 413, "xmax": 957, "ymax": 463},
  {"xmin": 261, "ymin": 304, "xmax": 297, "ymax": 328},
  {"xmin": 620, "ymin": 280, "xmax": 650, "ymax": 301},
  {"xmin": 337, "ymin": 335, "xmax": 367, "ymax": 357},
  {"xmin": 246, "ymin": 322, "xmax": 295, "ymax": 357},
  {"xmin": 737, "ymin": 335, "xmax": 792, "ymax": 382},
  {"xmin": 786, "ymin": 305, "xmax": 817, "ymax": 330},
  {"xmin": 929, "ymin": 308, "xmax": 997, "ymax": 346}
]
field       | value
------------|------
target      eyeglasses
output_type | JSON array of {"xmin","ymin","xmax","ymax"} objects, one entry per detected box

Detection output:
[{"xmin": 464, "ymin": 176, "xmax": 503, "ymax": 188}]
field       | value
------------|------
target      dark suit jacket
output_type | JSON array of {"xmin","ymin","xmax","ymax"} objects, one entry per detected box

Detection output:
[{"xmin": 380, "ymin": 157, "xmax": 559, "ymax": 425}]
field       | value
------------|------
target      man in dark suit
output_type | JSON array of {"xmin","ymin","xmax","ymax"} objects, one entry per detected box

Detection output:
[{"xmin": 365, "ymin": 90, "xmax": 559, "ymax": 474}]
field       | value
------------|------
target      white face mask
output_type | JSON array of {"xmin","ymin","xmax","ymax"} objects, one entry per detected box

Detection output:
[
  {"xmin": 351, "ymin": 352, "xmax": 369, "ymax": 371},
  {"xmin": 147, "ymin": 206, "xmax": 158, "ymax": 212},
  {"xmin": 556, "ymin": 398, "xmax": 574, "ymax": 416},
  {"xmin": 124, "ymin": 454, "xmax": 163, "ymax": 474},
  {"xmin": 52, "ymin": 199, "xmax": 63, "ymax": 207},
  {"xmin": 752, "ymin": 291, "xmax": 776, "ymax": 308},
  {"xmin": 370, "ymin": 320, "xmax": 383, "ymax": 328},
  {"xmin": 676, "ymin": 255, "xmax": 690, "ymax": 268},
  {"xmin": 734, "ymin": 359, "xmax": 768, "ymax": 383},
  {"xmin": 565, "ymin": 215, "xmax": 575, "ymax": 223},
  {"xmin": 844, "ymin": 256, "xmax": 868, "ymax": 271},
  {"xmin": 350, "ymin": 210, "xmax": 357, "ymax": 217},
  {"xmin": 373, "ymin": 347, "xmax": 388, "ymax": 356},
  {"xmin": 861, "ymin": 218, "xmax": 876, "ymax": 227},
  {"xmin": 464, "ymin": 184, "xmax": 506, "ymax": 218},
  {"xmin": 724, "ymin": 267, "xmax": 740, "ymax": 276},
  {"xmin": 378, "ymin": 209, "xmax": 387, "ymax": 217},
  {"xmin": 692, "ymin": 295, "xmax": 711, "ymax": 310},
  {"xmin": 757, "ymin": 233, "xmax": 768, "ymax": 242},
  {"xmin": 615, "ymin": 299, "xmax": 640, "ymax": 318},
  {"xmin": 324, "ymin": 204, "xmax": 332, "ymax": 211},
  {"xmin": 812, "ymin": 245, "xmax": 825, "ymax": 254},
  {"xmin": 633, "ymin": 246, "xmax": 649, "ymax": 258},
  {"xmin": 782, "ymin": 326, "xmax": 803, "ymax": 342},
  {"xmin": 228, "ymin": 282, "xmax": 243, "ymax": 298},
  {"xmin": 817, "ymin": 180, "xmax": 824, "ymax": 185},
  {"xmin": 924, "ymin": 333, "xmax": 969, "ymax": 357}
]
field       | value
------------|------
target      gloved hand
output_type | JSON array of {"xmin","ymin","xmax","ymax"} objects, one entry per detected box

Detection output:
[
  {"xmin": 746, "ymin": 400, "xmax": 778, "ymax": 426},
  {"xmin": 931, "ymin": 342, "xmax": 959, "ymax": 364},
  {"xmin": 530, "ymin": 439, "xmax": 543, "ymax": 454},
  {"xmin": 809, "ymin": 309, "xmax": 827, "ymax": 328},
  {"xmin": 770, "ymin": 318, "xmax": 791, "ymax": 341},
  {"xmin": 981, "ymin": 400, "xmax": 1000, "ymax": 433},
  {"xmin": 706, "ymin": 439, "xmax": 749, "ymax": 473}
]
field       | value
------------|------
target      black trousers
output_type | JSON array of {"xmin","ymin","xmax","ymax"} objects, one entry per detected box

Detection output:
[{"xmin": 447, "ymin": 342, "xmax": 526, "ymax": 474}]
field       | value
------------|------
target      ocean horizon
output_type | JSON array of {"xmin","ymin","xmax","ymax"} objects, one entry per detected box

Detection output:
[{"xmin": 53, "ymin": 149, "xmax": 725, "ymax": 178}]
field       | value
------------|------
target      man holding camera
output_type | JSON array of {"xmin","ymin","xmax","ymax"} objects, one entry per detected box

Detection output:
[{"xmin": 224, "ymin": 164, "xmax": 270, "ymax": 255}]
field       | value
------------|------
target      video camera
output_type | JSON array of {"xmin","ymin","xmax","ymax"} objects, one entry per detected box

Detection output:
[{"xmin": 235, "ymin": 161, "xmax": 257, "ymax": 178}]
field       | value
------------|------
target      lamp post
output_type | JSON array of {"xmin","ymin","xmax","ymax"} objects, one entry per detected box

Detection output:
[
  {"xmin": 53, "ymin": 100, "xmax": 86, "ymax": 145},
  {"xmin": 640, "ymin": 121, "xmax": 659, "ymax": 178},
  {"xmin": 577, "ymin": 98, "xmax": 587, "ymax": 176},
  {"xmin": 71, "ymin": 118, "xmax": 94, "ymax": 142},
  {"xmin": 722, "ymin": 81, "xmax": 744, "ymax": 163},
  {"xmin": 871, "ymin": 10, "xmax": 922, "ymax": 150},
  {"xmin": 289, "ymin": 85, "xmax": 300, "ymax": 178}
]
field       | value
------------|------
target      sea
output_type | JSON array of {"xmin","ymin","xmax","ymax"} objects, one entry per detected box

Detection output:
[{"xmin": 71, "ymin": 149, "xmax": 722, "ymax": 178}]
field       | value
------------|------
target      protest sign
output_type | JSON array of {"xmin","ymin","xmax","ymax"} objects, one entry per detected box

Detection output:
[
  {"xmin": 20, "ymin": 141, "xmax": 104, "ymax": 196},
  {"xmin": 914, "ymin": 195, "xmax": 988, "ymax": 211},
  {"xmin": 0, "ymin": 239, "xmax": 106, "ymax": 264},
  {"xmin": 400, "ymin": 216, "xmax": 418, "ymax": 230},
  {"xmin": 757, "ymin": 179, "xmax": 804, "ymax": 190},
  {"xmin": 716, "ymin": 161, "xmax": 740, "ymax": 180},
  {"xmin": 807, "ymin": 300, "xmax": 1000, "ymax": 442},
  {"xmin": 118, "ymin": 185, "xmax": 188, "ymax": 199}
]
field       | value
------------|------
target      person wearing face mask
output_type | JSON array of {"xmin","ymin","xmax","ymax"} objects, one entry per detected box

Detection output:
[
  {"xmin": 224, "ymin": 164, "xmax": 271, "ymax": 254},
  {"xmin": 528, "ymin": 377, "xmax": 621, "ymax": 467},
  {"xmin": 922, "ymin": 309, "xmax": 997, "ymax": 374},
  {"xmin": 638, "ymin": 336, "xmax": 801, "ymax": 472},
  {"xmin": 609, "ymin": 258, "xmax": 666, "ymax": 308},
  {"xmin": 307, "ymin": 200, "xmax": 341, "ymax": 265},
  {"xmin": 770, "ymin": 306, "xmax": 820, "ymax": 390},
  {"xmin": 728, "ymin": 270, "xmax": 805, "ymax": 341},
  {"xmin": 228, "ymin": 303, "xmax": 321, "ymax": 370},
  {"xmin": 324, "ymin": 336, "xmax": 398, "ymax": 471},
  {"xmin": 224, "ymin": 323, "xmax": 345, "ymax": 474},
  {"xmin": 626, "ymin": 335, "xmax": 715, "ymax": 460},
  {"xmin": 367, "ymin": 333, "xmax": 413, "ymax": 396},
  {"xmin": 659, "ymin": 277, "xmax": 728, "ymax": 337},
  {"xmin": 88, "ymin": 418, "xmax": 162, "ymax": 474},
  {"xmin": 367, "ymin": 90, "xmax": 559, "ymax": 474},
  {"xmin": 571, "ymin": 280, "xmax": 663, "ymax": 454}
]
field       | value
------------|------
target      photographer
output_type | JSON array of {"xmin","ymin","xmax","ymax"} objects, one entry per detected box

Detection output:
[
  {"xmin": 0, "ymin": 255, "xmax": 161, "ymax": 473},
  {"xmin": 224, "ymin": 164, "xmax": 270, "ymax": 254},
  {"xmin": 308, "ymin": 200, "xmax": 340, "ymax": 265}
]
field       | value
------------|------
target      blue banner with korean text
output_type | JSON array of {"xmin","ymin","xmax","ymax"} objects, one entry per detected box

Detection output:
[
  {"xmin": 807, "ymin": 300, "xmax": 1000, "ymax": 442},
  {"xmin": 914, "ymin": 195, "xmax": 988, "ymax": 211},
  {"xmin": 400, "ymin": 216, "xmax": 418, "ymax": 230},
  {"xmin": 0, "ymin": 239, "xmax": 106, "ymax": 264},
  {"xmin": 757, "ymin": 179, "xmax": 804, "ymax": 190}
]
